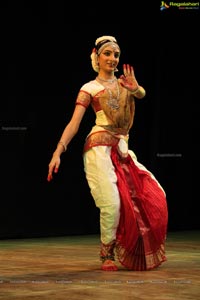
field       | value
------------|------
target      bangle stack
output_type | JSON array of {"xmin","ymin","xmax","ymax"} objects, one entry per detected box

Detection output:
[{"xmin": 57, "ymin": 141, "xmax": 67, "ymax": 152}]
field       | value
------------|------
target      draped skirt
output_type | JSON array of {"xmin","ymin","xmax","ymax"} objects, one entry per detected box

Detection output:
[
  {"xmin": 83, "ymin": 144, "xmax": 168, "ymax": 271},
  {"xmin": 111, "ymin": 146, "xmax": 168, "ymax": 270}
]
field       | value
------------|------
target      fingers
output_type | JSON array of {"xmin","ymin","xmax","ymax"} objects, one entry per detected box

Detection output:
[
  {"xmin": 123, "ymin": 64, "xmax": 134, "ymax": 76},
  {"xmin": 54, "ymin": 167, "xmax": 59, "ymax": 173},
  {"xmin": 123, "ymin": 64, "xmax": 128, "ymax": 76},
  {"xmin": 119, "ymin": 75, "xmax": 126, "ymax": 88},
  {"xmin": 120, "ymin": 74, "xmax": 126, "ymax": 80},
  {"xmin": 47, "ymin": 165, "xmax": 59, "ymax": 182},
  {"xmin": 47, "ymin": 173, "xmax": 52, "ymax": 182}
]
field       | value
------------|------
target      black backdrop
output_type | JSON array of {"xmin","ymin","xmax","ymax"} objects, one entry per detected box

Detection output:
[{"xmin": 0, "ymin": 3, "xmax": 199, "ymax": 238}]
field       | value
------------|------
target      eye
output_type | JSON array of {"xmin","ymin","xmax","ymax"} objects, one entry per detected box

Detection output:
[
  {"xmin": 114, "ymin": 52, "xmax": 120, "ymax": 58},
  {"xmin": 103, "ymin": 51, "xmax": 111, "ymax": 57}
]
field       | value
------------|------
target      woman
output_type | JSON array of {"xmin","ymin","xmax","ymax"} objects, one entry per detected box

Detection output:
[{"xmin": 47, "ymin": 35, "xmax": 168, "ymax": 271}]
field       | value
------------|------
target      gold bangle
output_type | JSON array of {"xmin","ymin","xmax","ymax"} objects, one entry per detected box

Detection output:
[
  {"xmin": 131, "ymin": 87, "xmax": 140, "ymax": 95},
  {"xmin": 57, "ymin": 141, "xmax": 67, "ymax": 152}
]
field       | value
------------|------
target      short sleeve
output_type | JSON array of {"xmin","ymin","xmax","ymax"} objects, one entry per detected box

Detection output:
[
  {"xmin": 75, "ymin": 80, "xmax": 104, "ymax": 109},
  {"xmin": 76, "ymin": 90, "xmax": 91, "ymax": 109}
]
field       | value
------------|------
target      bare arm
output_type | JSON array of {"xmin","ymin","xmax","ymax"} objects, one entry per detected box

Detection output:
[{"xmin": 47, "ymin": 104, "xmax": 86, "ymax": 181}]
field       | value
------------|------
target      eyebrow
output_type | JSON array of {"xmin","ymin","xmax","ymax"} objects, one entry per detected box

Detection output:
[{"xmin": 102, "ymin": 49, "xmax": 120, "ymax": 54}]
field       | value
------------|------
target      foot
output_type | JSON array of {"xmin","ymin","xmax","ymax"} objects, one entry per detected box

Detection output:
[{"xmin": 101, "ymin": 259, "xmax": 118, "ymax": 271}]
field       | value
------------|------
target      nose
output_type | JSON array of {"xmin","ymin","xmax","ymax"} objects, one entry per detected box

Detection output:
[
  {"xmin": 111, "ymin": 53, "xmax": 117, "ymax": 60},
  {"xmin": 108, "ymin": 55, "xmax": 117, "ymax": 64}
]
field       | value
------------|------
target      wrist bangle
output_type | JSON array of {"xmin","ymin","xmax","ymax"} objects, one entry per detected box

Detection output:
[
  {"xmin": 131, "ymin": 87, "xmax": 140, "ymax": 95},
  {"xmin": 57, "ymin": 141, "xmax": 67, "ymax": 152}
]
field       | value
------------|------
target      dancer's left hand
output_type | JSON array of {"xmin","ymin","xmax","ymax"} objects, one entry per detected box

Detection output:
[{"xmin": 119, "ymin": 64, "xmax": 139, "ymax": 93}]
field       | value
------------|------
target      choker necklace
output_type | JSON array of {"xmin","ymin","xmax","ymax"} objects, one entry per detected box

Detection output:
[{"xmin": 97, "ymin": 76, "xmax": 116, "ymax": 83}]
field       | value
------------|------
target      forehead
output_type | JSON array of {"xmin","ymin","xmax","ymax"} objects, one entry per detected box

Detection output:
[{"xmin": 102, "ymin": 45, "xmax": 120, "ymax": 53}]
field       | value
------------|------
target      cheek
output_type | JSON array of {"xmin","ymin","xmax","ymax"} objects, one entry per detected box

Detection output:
[{"xmin": 98, "ymin": 58, "xmax": 107, "ymax": 66}]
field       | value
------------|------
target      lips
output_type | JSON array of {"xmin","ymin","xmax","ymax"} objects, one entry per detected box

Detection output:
[{"xmin": 108, "ymin": 63, "xmax": 115, "ymax": 67}]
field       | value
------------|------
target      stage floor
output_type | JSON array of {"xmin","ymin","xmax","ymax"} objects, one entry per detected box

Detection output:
[{"xmin": 0, "ymin": 230, "xmax": 199, "ymax": 300}]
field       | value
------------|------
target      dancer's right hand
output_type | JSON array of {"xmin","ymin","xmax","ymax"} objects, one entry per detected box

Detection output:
[{"xmin": 47, "ymin": 155, "xmax": 61, "ymax": 182}]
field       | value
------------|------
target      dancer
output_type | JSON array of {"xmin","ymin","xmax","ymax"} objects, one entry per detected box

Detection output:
[{"xmin": 47, "ymin": 35, "xmax": 168, "ymax": 271}]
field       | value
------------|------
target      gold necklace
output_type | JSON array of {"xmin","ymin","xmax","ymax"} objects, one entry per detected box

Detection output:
[{"xmin": 96, "ymin": 77, "xmax": 120, "ymax": 110}]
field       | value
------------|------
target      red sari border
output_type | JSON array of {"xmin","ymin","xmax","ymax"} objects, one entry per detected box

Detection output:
[{"xmin": 111, "ymin": 146, "xmax": 168, "ymax": 271}]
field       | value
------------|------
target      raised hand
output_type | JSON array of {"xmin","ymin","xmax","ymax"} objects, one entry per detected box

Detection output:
[{"xmin": 119, "ymin": 64, "xmax": 139, "ymax": 93}]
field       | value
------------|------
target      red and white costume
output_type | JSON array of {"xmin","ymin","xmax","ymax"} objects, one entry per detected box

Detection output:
[{"xmin": 76, "ymin": 79, "xmax": 168, "ymax": 271}]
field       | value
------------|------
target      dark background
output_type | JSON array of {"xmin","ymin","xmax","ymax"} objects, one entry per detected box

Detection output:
[{"xmin": 0, "ymin": 2, "xmax": 199, "ymax": 238}]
